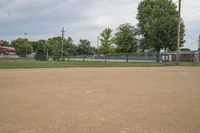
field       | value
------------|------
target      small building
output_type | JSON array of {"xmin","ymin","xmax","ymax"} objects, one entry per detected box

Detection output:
[
  {"xmin": 0, "ymin": 41, "xmax": 16, "ymax": 56},
  {"xmin": 166, "ymin": 51, "xmax": 200, "ymax": 62}
]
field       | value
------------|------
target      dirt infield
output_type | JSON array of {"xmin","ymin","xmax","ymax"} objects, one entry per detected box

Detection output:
[{"xmin": 0, "ymin": 67, "xmax": 200, "ymax": 133}]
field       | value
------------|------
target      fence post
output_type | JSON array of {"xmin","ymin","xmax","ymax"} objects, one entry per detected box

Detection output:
[
  {"xmin": 193, "ymin": 53, "xmax": 195, "ymax": 66},
  {"xmin": 68, "ymin": 55, "xmax": 70, "ymax": 61},
  {"xmin": 82, "ymin": 55, "xmax": 85, "ymax": 61},
  {"xmin": 126, "ymin": 53, "xmax": 128, "ymax": 63}
]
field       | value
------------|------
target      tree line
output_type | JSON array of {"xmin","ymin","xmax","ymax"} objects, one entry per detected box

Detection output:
[
  {"xmin": 99, "ymin": 0, "xmax": 185, "ymax": 62},
  {"xmin": 1, "ymin": 0, "xmax": 185, "ymax": 62},
  {"xmin": 3, "ymin": 37, "xmax": 97, "ymax": 61}
]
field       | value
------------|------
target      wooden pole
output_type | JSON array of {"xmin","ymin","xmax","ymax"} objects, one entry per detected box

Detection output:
[{"xmin": 176, "ymin": 0, "xmax": 181, "ymax": 65}]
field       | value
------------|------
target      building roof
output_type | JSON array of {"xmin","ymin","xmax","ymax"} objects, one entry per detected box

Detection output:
[{"xmin": 167, "ymin": 50, "xmax": 199, "ymax": 55}]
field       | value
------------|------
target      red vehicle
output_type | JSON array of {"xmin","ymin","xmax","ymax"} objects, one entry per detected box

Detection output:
[{"xmin": 0, "ymin": 41, "xmax": 16, "ymax": 55}]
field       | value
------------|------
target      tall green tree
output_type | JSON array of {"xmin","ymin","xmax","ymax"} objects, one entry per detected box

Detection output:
[
  {"xmin": 11, "ymin": 38, "xmax": 33, "ymax": 57},
  {"xmin": 47, "ymin": 37, "xmax": 62, "ymax": 60},
  {"xmin": 30, "ymin": 41, "xmax": 39, "ymax": 53},
  {"xmin": 99, "ymin": 28, "xmax": 113, "ymax": 62},
  {"xmin": 115, "ymin": 23, "xmax": 138, "ymax": 53},
  {"xmin": 34, "ymin": 40, "xmax": 47, "ymax": 61},
  {"xmin": 47, "ymin": 36, "xmax": 77, "ymax": 61},
  {"xmin": 180, "ymin": 48, "xmax": 191, "ymax": 51},
  {"xmin": 77, "ymin": 39, "xmax": 90, "ymax": 55},
  {"xmin": 77, "ymin": 39, "xmax": 96, "ymax": 55},
  {"xmin": 114, "ymin": 23, "xmax": 138, "ymax": 61},
  {"xmin": 137, "ymin": 0, "xmax": 185, "ymax": 62},
  {"xmin": 63, "ymin": 37, "xmax": 77, "ymax": 59},
  {"xmin": 138, "ymin": 37, "xmax": 152, "ymax": 52}
]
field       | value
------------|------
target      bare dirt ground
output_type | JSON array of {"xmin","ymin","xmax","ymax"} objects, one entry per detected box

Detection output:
[{"xmin": 0, "ymin": 67, "xmax": 200, "ymax": 133}]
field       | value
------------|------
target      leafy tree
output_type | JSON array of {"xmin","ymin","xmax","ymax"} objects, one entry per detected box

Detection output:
[
  {"xmin": 90, "ymin": 47, "xmax": 97, "ymax": 55},
  {"xmin": 115, "ymin": 23, "xmax": 138, "ymax": 53},
  {"xmin": 0, "ymin": 40, "xmax": 10, "ymax": 47},
  {"xmin": 47, "ymin": 37, "xmax": 62, "ymax": 61},
  {"xmin": 76, "ymin": 39, "xmax": 96, "ymax": 55},
  {"xmin": 11, "ymin": 38, "xmax": 33, "ymax": 57},
  {"xmin": 180, "ymin": 48, "xmax": 191, "ymax": 51},
  {"xmin": 76, "ymin": 39, "xmax": 97, "ymax": 61},
  {"xmin": 34, "ymin": 40, "xmax": 47, "ymax": 61},
  {"xmin": 63, "ymin": 37, "xmax": 77, "ymax": 57},
  {"xmin": 137, "ymin": 0, "xmax": 185, "ymax": 62},
  {"xmin": 114, "ymin": 23, "xmax": 138, "ymax": 62},
  {"xmin": 99, "ymin": 28, "xmax": 113, "ymax": 62},
  {"xmin": 47, "ymin": 36, "xmax": 77, "ymax": 61},
  {"xmin": 167, "ymin": 22, "xmax": 185, "ymax": 51},
  {"xmin": 138, "ymin": 37, "xmax": 152, "ymax": 52},
  {"xmin": 30, "ymin": 41, "xmax": 39, "ymax": 53}
]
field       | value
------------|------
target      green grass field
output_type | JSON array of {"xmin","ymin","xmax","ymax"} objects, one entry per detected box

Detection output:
[{"xmin": 0, "ymin": 60, "xmax": 199, "ymax": 69}]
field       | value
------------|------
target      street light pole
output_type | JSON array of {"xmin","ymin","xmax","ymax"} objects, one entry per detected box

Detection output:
[{"xmin": 176, "ymin": 0, "xmax": 181, "ymax": 65}]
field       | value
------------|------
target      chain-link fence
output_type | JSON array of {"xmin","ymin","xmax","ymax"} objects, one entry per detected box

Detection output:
[
  {"xmin": 0, "ymin": 53, "xmax": 34, "ymax": 60},
  {"xmin": 65, "ymin": 52, "xmax": 158, "ymax": 62},
  {"xmin": 1, "ymin": 51, "xmax": 200, "ymax": 63}
]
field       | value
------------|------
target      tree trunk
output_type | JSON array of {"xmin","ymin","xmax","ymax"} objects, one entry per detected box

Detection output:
[
  {"xmin": 83, "ymin": 55, "xmax": 85, "ymax": 61},
  {"xmin": 105, "ymin": 54, "xmax": 107, "ymax": 62},
  {"xmin": 164, "ymin": 47, "xmax": 167, "ymax": 62},
  {"xmin": 126, "ymin": 53, "xmax": 129, "ymax": 63},
  {"xmin": 156, "ymin": 49, "xmax": 160, "ymax": 62},
  {"xmin": 67, "ymin": 55, "xmax": 70, "ymax": 61}
]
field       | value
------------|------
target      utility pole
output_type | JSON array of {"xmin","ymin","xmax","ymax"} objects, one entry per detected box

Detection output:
[
  {"xmin": 61, "ymin": 27, "xmax": 65, "ymax": 61},
  {"xmin": 97, "ymin": 36, "xmax": 100, "ymax": 48},
  {"xmin": 176, "ymin": 0, "xmax": 182, "ymax": 65},
  {"xmin": 97, "ymin": 36, "xmax": 100, "ymax": 55},
  {"xmin": 24, "ymin": 32, "xmax": 27, "ymax": 58},
  {"xmin": 198, "ymin": 35, "xmax": 200, "ymax": 50}
]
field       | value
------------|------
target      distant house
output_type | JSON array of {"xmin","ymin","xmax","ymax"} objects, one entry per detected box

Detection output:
[
  {"xmin": 166, "ymin": 51, "xmax": 200, "ymax": 62},
  {"xmin": 0, "ymin": 42, "xmax": 16, "ymax": 56}
]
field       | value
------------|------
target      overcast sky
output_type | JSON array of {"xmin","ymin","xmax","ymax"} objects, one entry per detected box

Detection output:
[{"xmin": 0, "ymin": 0, "xmax": 200, "ymax": 50}]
